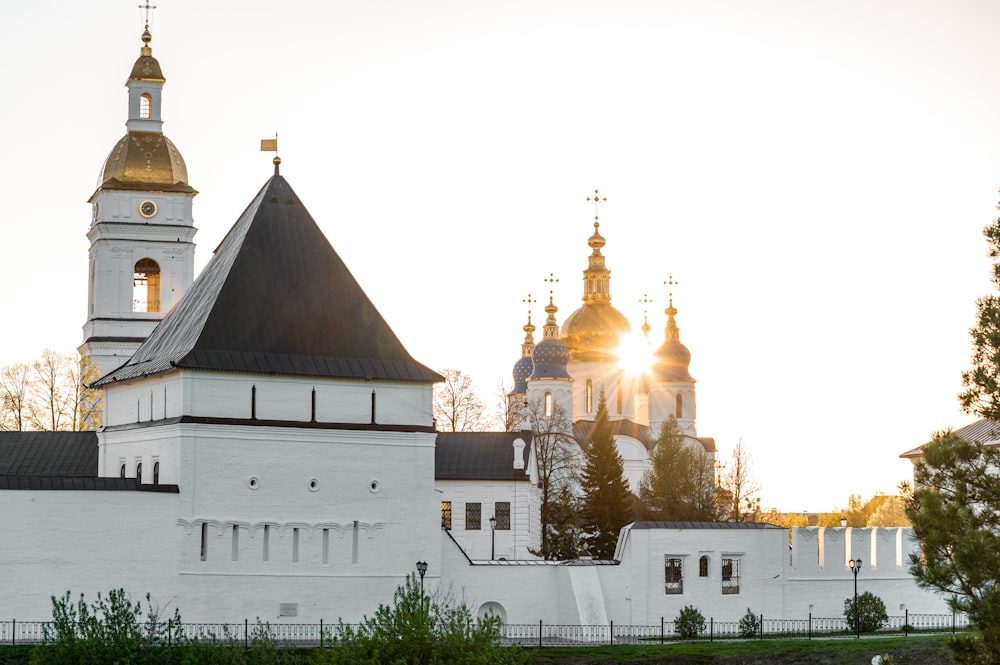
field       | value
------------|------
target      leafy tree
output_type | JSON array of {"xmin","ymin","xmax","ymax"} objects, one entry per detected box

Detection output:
[
  {"xmin": 843, "ymin": 590, "xmax": 888, "ymax": 634},
  {"xmin": 906, "ymin": 430, "xmax": 1000, "ymax": 663},
  {"xmin": 717, "ymin": 438, "xmax": 761, "ymax": 522},
  {"xmin": 1, "ymin": 351, "xmax": 102, "ymax": 431},
  {"xmin": 638, "ymin": 416, "xmax": 717, "ymax": 521},
  {"xmin": 674, "ymin": 605, "xmax": 706, "ymax": 639},
  {"xmin": 579, "ymin": 392, "xmax": 633, "ymax": 559},
  {"xmin": 317, "ymin": 573, "xmax": 528, "ymax": 665},
  {"xmin": 960, "ymin": 199, "xmax": 1000, "ymax": 421},
  {"xmin": 432, "ymin": 368, "xmax": 488, "ymax": 432},
  {"xmin": 495, "ymin": 380, "xmax": 522, "ymax": 432},
  {"xmin": 523, "ymin": 396, "xmax": 581, "ymax": 559},
  {"xmin": 0, "ymin": 362, "xmax": 31, "ymax": 431},
  {"xmin": 867, "ymin": 495, "xmax": 911, "ymax": 528}
]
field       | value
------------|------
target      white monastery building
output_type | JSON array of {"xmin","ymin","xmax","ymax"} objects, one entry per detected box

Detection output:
[{"xmin": 0, "ymin": 23, "xmax": 951, "ymax": 626}]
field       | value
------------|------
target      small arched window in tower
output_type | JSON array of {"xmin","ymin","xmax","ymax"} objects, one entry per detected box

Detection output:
[
  {"xmin": 133, "ymin": 258, "xmax": 161, "ymax": 313},
  {"xmin": 152, "ymin": 461, "xmax": 160, "ymax": 485},
  {"xmin": 544, "ymin": 391, "xmax": 553, "ymax": 417},
  {"xmin": 616, "ymin": 379, "xmax": 623, "ymax": 414},
  {"xmin": 586, "ymin": 379, "xmax": 593, "ymax": 414},
  {"xmin": 699, "ymin": 555, "xmax": 709, "ymax": 577},
  {"xmin": 135, "ymin": 462, "xmax": 142, "ymax": 483},
  {"xmin": 675, "ymin": 393, "xmax": 683, "ymax": 419},
  {"xmin": 140, "ymin": 93, "xmax": 152, "ymax": 119},
  {"xmin": 119, "ymin": 462, "xmax": 126, "ymax": 479}
]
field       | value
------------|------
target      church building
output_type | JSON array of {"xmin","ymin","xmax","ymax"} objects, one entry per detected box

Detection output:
[{"xmin": 0, "ymin": 22, "xmax": 951, "ymax": 628}]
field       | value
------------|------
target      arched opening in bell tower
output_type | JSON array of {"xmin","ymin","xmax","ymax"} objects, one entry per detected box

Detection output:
[
  {"xmin": 140, "ymin": 93, "xmax": 152, "ymax": 119},
  {"xmin": 133, "ymin": 258, "xmax": 161, "ymax": 312}
]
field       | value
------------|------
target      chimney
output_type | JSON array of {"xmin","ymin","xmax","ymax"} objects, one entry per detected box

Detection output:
[{"xmin": 512, "ymin": 438, "xmax": 526, "ymax": 470}]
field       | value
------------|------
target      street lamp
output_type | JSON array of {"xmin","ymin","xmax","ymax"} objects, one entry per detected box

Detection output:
[
  {"xmin": 416, "ymin": 560, "xmax": 428, "ymax": 594},
  {"xmin": 489, "ymin": 515, "xmax": 497, "ymax": 560},
  {"xmin": 840, "ymin": 516, "xmax": 847, "ymax": 528},
  {"xmin": 849, "ymin": 558, "xmax": 863, "ymax": 638}
]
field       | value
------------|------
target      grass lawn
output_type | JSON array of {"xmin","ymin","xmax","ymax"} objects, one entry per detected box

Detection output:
[{"xmin": 527, "ymin": 634, "xmax": 955, "ymax": 664}]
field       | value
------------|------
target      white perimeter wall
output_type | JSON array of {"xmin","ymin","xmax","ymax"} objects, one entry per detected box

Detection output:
[{"xmin": 0, "ymin": 490, "xmax": 179, "ymax": 620}]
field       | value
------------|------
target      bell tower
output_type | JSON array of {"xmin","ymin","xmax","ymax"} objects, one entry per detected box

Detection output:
[{"xmin": 80, "ymin": 22, "xmax": 197, "ymax": 379}]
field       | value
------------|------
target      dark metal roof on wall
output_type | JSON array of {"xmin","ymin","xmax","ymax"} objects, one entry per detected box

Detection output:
[
  {"xmin": 631, "ymin": 521, "xmax": 785, "ymax": 530},
  {"xmin": 0, "ymin": 432, "xmax": 97, "ymax": 476},
  {"xmin": 900, "ymin": 418, "xmax": 1000, "ymax": 459},
  {"xmin": 435, "ymin": 431, "xmax": 532, "ymax": 480},
  {"xmin": 96, "ymin": 175, "xmax": 441, "ymax": 386}
]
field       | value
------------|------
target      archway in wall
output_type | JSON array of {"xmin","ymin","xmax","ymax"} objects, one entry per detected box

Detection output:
[
  {"xmin": 477, "ymin": 601, "xmax": 507, "ymax": 624},
  {"xmin": 133, "ymin": 258, "xmax": 161, "ymax": 312}
]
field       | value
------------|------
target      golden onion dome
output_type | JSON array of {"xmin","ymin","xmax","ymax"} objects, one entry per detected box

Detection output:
[
  {"xmin": 561, "ymin": 302, "xmax": 631, "ymax": 362},
  {"xmin": 95, "ymin": 132, "xmax": 195, "ymax": 193}
]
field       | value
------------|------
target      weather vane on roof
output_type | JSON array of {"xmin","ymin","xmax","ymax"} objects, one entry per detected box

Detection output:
[{"xmin": 587, "ymin": 189, "xmax": 606, "ymax": 221}]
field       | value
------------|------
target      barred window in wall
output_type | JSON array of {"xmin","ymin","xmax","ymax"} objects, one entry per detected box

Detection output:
[
  {"xmin": 441, "ymin": 501, "xmax": 452, "ymax": 529},
  {"xmin": 722, "ymin": 558, "xmax": 740, "ymax": 594},
  {"xmin": 665, "ymin": 557, "xmax": 683, "ymax": 594},
  {"xmin": 495, "ymin": 502, "xmax": 510, "ymax": 530},
  {"xmin": 466, "ymin": 502, "xmax": 481, "ymax": 530}
]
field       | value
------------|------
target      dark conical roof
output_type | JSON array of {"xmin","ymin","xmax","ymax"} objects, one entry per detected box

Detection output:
[{"xmin": 96, "ymin": 175, "xmax": 441, "ymax": 386}]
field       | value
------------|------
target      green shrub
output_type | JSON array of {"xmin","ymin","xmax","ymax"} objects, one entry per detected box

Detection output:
[
  {"xmin": 311, "ymin": 573, "xmax": 528, "ymax": 665},
  {"xmin": 674, "ymin": 605, "xmax": 705, "ymax": 639},
  {"xmin": 844, "ymin": 591, "xmax": 889, "ymax": 634},
  {"xmin": 30, "ymin": 588, "xmax": 181, "ymax": 665},
  {"xmin": 738, "ymin": 607, "xmax": 760, "ymax": 639}
]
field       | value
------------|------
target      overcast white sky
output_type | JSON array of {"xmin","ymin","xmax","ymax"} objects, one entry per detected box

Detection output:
[{"xmin": 2, "ymin": 0, "xmax": 999, "ymax": 512}]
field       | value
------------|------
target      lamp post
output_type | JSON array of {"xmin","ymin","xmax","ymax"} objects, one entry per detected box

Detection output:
[
  {"xmin": 840, "ymin": 516, "xmax": 847, "ymax": 528},
  {"xmin": 849, "ymin": 558, "xmax": 863, "ymax": 638},
  {"xmin": 489, "ymin": 515, "xmax": 497, "ymax": 560},
  {"xmin": 416, "ymin": 560, "xmax": 428, "ymax": 595}
]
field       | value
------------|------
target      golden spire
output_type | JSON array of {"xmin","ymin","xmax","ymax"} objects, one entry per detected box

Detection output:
[
  {"xmin": 542, "ymin": 274, "xmax": 560, "ymax": 339},
  {"xmin": 521, "ymin": 294, "xmax": 537, "ymax": 357},
  {"xmin": 139, "ymin": 2, "xmax": 156, "ymax": 55},
  {"xmin": 663, "ymin": 276, "xmax": 680, "ymax": 342},
  {"xmin": 581, "ymin": 189, "xmax": 611, "ymax": 305},
  {"xmin": 639, "ymin": 293, "xmax": 653, "ymax": 339}
]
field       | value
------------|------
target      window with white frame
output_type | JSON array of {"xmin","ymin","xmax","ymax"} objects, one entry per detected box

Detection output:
[{"xmin": 665, "ymin": 557, "xmax": 683, "ymax": 594}]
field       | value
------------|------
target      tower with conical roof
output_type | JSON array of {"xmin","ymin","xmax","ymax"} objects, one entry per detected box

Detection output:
[
  {"xmin": 648, "ymin": 295, "xmax": 697, "ymax": 437},
  {"xmin": 80, "ymin": 23, "xmax": 197, "ymax": 379}
]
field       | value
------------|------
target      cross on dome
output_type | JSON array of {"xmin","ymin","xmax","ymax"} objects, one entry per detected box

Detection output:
[{"xmin": 586, "ymin": 189, "xmax": 606, "ymax": 221}]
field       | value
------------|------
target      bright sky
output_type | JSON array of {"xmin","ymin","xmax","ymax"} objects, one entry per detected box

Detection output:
[{"xmin": 2, "ymin": 0, "xmax": 998, "ymax": 513}]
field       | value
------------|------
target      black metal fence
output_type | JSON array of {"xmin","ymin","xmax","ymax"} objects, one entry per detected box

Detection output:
[{"xmin": 0, "ymin": 612, "xmax": 970, "ymax": 648}]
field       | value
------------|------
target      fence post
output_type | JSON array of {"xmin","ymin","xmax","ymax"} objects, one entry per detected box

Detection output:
[
  {"xmin": 710, "ymin": 617, "xmax": 713, "ymax": 642},
  {"xmin": 245, "ymin": 618, "xmax": 249, "ymax": 651},
  {"xmin": 759, "ymin": 614, "xmax": 764, "ymax": 640},
  {"xmin": 320, "ymin": 618, "xmax": 324, "ymax": 648},
  {"xmin": 12, "ymin": 619, "xmax": 15, "ymax": 647},
  {"xmin": 953, "ymin": 611, "xmax": 956, "ymax": 634},
  {"xmin": 808, "ymin": 613, "xmax": 811, "ymax": 640},
  {"xmin": 168, "ymin": 623, "xmax": 171, "ymax": 649},
  {"xmin": 610, "ymin": 620, "xmax": 613, "ymax": 646},
  {"xmin": 904, "ymin": 609, "xmax": 908, "ymax": 637},
  {"xmin": 660, "ymin": 616, "xmax": 664, "ymax": 645},
  {"xmin": 538, "ymin": 619, "xmax": 542, "ymax": 649}
]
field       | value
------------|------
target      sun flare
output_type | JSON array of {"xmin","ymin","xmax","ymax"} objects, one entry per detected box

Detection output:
[{"xmin": 615, "ymin": 332, "xmax": 655, "ymax": 377}]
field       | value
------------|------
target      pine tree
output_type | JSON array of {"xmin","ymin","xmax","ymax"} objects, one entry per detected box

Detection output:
[
  {"xmin": 960, "ymin": 199, "xmax": 1000, "ymax": 420},
  {"xmin": 579, "ymin": 392, "xmax": 633, "ymax": 559},
  {"xmin": 638, "ymin": 416, "xmax": 718, "ymax": 521}
]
